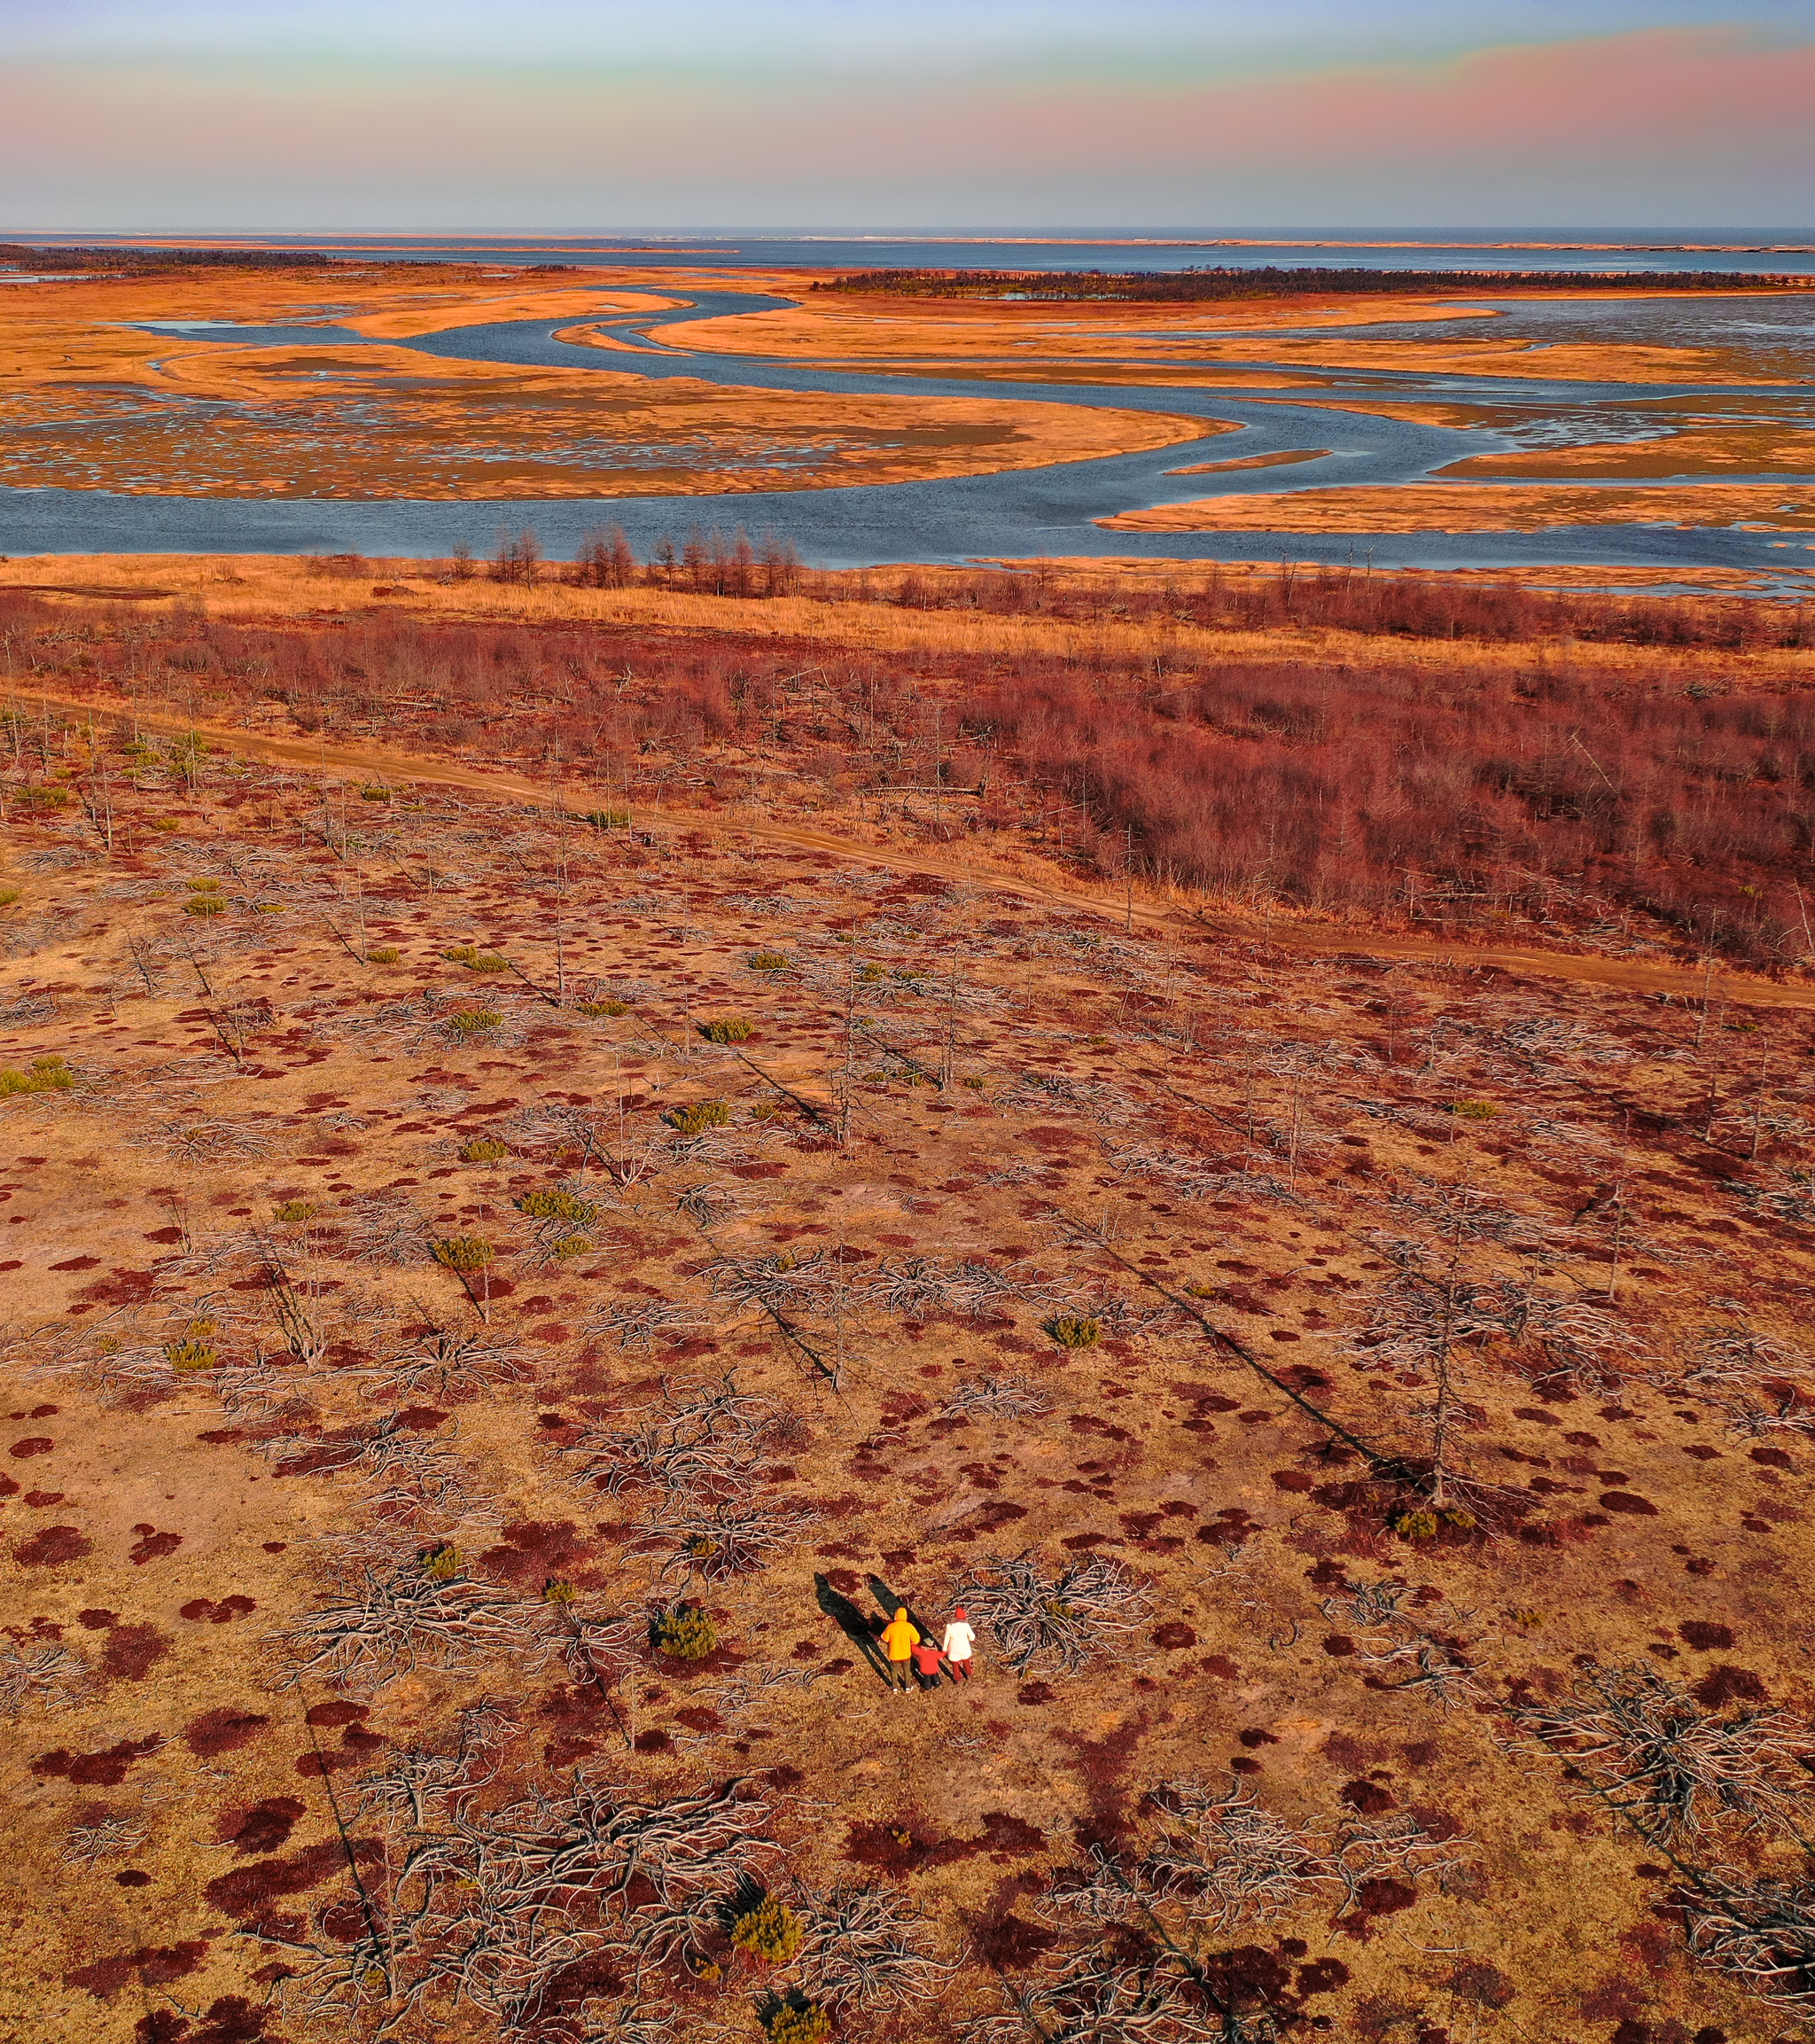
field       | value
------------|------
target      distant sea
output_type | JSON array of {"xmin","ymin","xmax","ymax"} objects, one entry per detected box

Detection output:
[{"xmin": 12, "ymin": 231, "xmax": 1815, "ymax": 277}]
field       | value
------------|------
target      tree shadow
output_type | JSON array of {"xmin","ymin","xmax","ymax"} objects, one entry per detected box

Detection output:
[{"xmin": 814, "ymin": 1572, "xmax": 890, "ymax": 1686}]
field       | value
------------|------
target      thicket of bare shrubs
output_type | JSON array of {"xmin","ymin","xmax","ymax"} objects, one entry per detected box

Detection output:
[{"xmin": 9, "ymin": 569, "xmax": 1813, "ymax": 962}]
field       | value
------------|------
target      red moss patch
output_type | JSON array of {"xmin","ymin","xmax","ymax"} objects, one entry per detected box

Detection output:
[
  {"xmin": 204, "ymin": 1838, "xmax": 368, "ymax": 1920},
  {"xmin": 66, "ymin": 1939, "xmax": 210, "ymax": 2001},
  {"xmin": 220, "ymin": 1798, "xmax": 307, "ymax": 1856},
  {"xmin": 102, "ymin": 1624, "xmax": 172, "ymax": 1680},
  {"xmin": 33, "ymin": 1735, "xmax": 163, "ymax": 1786},
  {"xmin": 1692, "ymin": 1664, "xmax": 1767, "ymax": 1707},
  {"xmin": 183, "ymin": 1707, "xmax": 272, "ymax": 1758},
  {"xmin": 1679, "ymin": 1620, "xmax": 1734, "ymax": 1650},
  {"xmin": 12, "ymin": 1523, "xmax": 92, "ymax": 1565}
]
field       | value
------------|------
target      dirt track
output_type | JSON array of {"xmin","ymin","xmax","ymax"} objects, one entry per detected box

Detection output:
[{"xmin": 18, "ymin": 686, "xmax": 1815, "ymax": 1014}]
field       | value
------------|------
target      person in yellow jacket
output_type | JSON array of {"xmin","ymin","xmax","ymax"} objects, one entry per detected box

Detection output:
[{"xmin": 878, "ymin": 1606, "xmax": 919, "ymax": 1694}]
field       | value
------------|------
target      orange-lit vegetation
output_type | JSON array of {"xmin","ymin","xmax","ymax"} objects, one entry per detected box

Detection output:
[
  {"xmin": 1102, "ymin": 481, "xmax": 1815, "ymax": 534},
  {"xmin": 8, "ymin": 594, "xmax": 1815, "ymax": 2040},
  {"xmin": 4, "ymin": 558, "xmax": 1814, "ymax": 972}
]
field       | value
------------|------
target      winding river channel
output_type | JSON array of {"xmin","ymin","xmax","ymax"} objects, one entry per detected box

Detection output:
[{"xmin": 4, "ymin": 285, "xmax": 1813, "ymax": 581}]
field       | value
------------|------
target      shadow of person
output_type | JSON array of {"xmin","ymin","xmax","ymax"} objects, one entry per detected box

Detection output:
[{"xmin": 814, "ymin": 1573, "xmax": 890, "ymax": 1685}]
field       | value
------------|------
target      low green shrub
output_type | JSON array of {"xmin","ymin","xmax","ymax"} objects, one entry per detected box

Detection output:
[
  {"xmin": 666, "ymin": 1099, "xmax": 731, "ymax": 1135},
  {"xmin": 1453, "ymin": 1100, "xmax": 1499, "ymax": 1120},
  {"xmin": 365, "ymin": 945, "xmax": 401, "ymax": 963},
  {"xmin": 165, "ymin": 1338, "xmax": 217, "ymax": 1371},
  {"xmin": 444, "ymin": 944, "xmax": 509, "ymax": 971},
  {"xmin": 653, "ymin": 1605, "xmax": 719, "ymax": 1659},
  {"xmin": 0, "ymin": 1056, "xmax": 74, "ymax": 1096},
  {"xmin": 576, "ymin": 997, "xmax": 630, "ymax": 1016},
  {"xmin": 746, "ymin": 950, "xmax": 791, "ymax": 972},
  {"xmin": 699, "ymin": 1018, "xmax": 754, "ymax": 1043},
  {"xmin": 1047, "ymin": 1313, "xmax": 1102, "ymax": 1350},
  {"xmin": 421, "ymin": 1542, "xmax": 463, "ymax": 1580},
  {"xmin": 549, "ymin": 1234, "xmax": 592, "ymax": 1260},
  {"xmin": 358, "ymin": 784, "xmax": 393, "ymax": 804},
  {"xmin": 767, "ymin": 2006, "xmax": 831, "ymax": 2044},
  {"xmin": 1390, "ymin": 1508, "xmax": 1439, "ymax": 1541},
  {"xmin": 585, "ymin": 807, "xmax": 630, "ymax": 829},
  {"xmin": 432, "ymin": 1236, "xmax": 494, "ymax": 1273},
  {"xmin": 459, "ymin": 1136, "xmax": 510, "ymax": 1164},
  {"xmin": 183, "ymin": 895, "xmax": 227, "ymax": 917},
  {"xmin": 0, "ymin": 888, "xmax": 20, "ymax": 908},
  {"xmin": 517, "ymin": 1187, "xmax": 599, "ymax": 1226},
  {"xmin": 732, "ymin": 1898, "xmax": 805, "ymax": 1966},
  {"xmin": 541, "ymin": 1577, "xmax": 577, "ymax": 1605},
  {"xmin": 273, "ymin": 1199, "xmax": 318, "ymax": 1222},
  {"xmin": 446, "ymin": 1010, "xmax": 502, "ymax": 1036}
]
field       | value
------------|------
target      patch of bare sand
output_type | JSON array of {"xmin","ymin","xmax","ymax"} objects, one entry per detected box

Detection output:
[
  {"xmin": 1166, "ymin": 448, "xmax": 1331, "ymax": 475},
  {"xmin": 1100, "ymin": 481, "xmax": 1815, "ymax": 534}
]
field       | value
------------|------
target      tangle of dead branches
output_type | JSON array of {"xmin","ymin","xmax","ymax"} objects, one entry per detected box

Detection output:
[
  {"xmin": 955, "ymin": 1551, "xmax": 1153, "ymax": 1677},
  {"xmin": 271, "ymin": 1556, "xmax": 536, "ymax": 1692},
  {"xmin": 1502, "ymin": 1659, "xmax": 1811, "ymax": 1846},
  {"xmin": 562, "ymin": 1377, "xmax": 774, "ymax": 1501}
]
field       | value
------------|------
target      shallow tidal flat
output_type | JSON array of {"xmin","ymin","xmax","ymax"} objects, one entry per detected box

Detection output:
[
  {"xmin": 0, "ymin": 343, "xmax": 1204, "ymax": 501},
  {"xmin": 1102, "ymin": 481, "xmax": 1815, "ymax": 535},
  {"xmin": 0, "ymin": 265, "xmax": 1206, "ymax": 500}
]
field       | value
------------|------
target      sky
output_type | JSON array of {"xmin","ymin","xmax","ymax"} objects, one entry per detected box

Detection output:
[{"xmin": 1, "ymin": 2, "xmax": 1811, "ymax": 235}]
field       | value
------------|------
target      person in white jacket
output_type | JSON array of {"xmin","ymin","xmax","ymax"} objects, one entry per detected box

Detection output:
[{"xmin": 941, "ymin": 1606, "xmax": 976, "ymax": 1681}]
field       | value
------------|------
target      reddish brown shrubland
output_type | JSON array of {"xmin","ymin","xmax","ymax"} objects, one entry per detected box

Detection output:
[{"xmin": 5, "ymin": 567, "xmax": 1815, "ymax": 964}]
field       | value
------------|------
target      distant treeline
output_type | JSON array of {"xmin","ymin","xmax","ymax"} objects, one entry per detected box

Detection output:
[
  {"xmin": 0, "ymin": 242, "xmax": 344, "ymax": 272},
  {"xmin": 814, "ymin": 265, "xmax": 1813, "ymax": 301}
]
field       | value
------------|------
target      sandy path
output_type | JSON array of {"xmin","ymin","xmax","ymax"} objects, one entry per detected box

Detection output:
[{"xmin": 19, "ymin": 688, "xmax": 1814, "ymax": 1013}]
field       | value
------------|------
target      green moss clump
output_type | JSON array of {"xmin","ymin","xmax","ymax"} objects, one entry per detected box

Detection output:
[
  {"xmin": 767, "ymin": 2005, "xmax": 831, "ymax": 2044},
  {"xmin": 666, "ymin": 1100, "xmax": 732, "ymax": 1135},
  {"xmin": 517, "ymin": 1187, "xmax": 598, "ymax": 1226},
  {"xmin": 731, "ymin": 1898, "xmax": 805, "ymax": 1966},
  {"xmin": 653, "ymin": 1605, "xmax": 720, "ymax": 1660},
  {"xmin": 0, "ymin": 1057, "xmax": 73, "ymax": 1096},
  {"xmin": 432, "ymin": 1236, "xmax": 494, "ymax": 1274}
]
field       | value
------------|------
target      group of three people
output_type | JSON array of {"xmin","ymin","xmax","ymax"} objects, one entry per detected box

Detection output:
[{"xmin": 877, "ymin": 1604, "xmax": 975, "ymax": 1693}]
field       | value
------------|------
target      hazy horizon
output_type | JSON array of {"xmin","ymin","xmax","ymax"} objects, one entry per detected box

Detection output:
[{"xmin": 2, "ymin": 4, "xmax": 1809, "ymax": 235}]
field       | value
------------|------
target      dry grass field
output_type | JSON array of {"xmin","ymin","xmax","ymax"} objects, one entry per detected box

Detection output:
[{"xmin": 5, "ymin": 569, "xmax": 1815, "ymax": 2043}]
